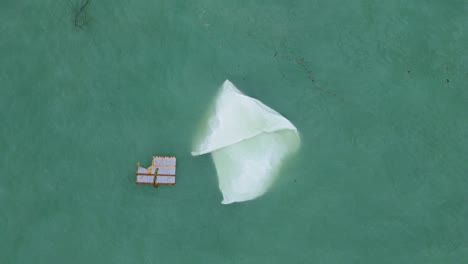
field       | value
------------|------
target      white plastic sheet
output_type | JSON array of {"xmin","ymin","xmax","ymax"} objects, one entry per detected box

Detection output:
[{"xmin": 192, "ymin": 80, "xmax": 300, "ymax": 204}]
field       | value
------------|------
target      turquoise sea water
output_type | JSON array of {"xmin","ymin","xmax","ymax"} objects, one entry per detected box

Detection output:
[{"xmin": 1, "ymin": 1, "xmax": 467, "ymax": 263}]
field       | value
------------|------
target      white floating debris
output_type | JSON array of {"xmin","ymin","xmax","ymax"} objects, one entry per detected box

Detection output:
[{"xmin": 192, "ymin": 80, "xmax": 300, "ymax": 204}]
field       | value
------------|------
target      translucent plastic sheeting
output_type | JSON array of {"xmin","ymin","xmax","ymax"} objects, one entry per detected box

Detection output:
[{"xmin": 192, "ymin": 80, "xmax": 300, "ymax": 204}]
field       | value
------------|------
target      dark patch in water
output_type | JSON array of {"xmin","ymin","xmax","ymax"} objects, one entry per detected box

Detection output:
[{"xmin": 73, "ymin": 0, "xmax": 91, "ymax": 30}]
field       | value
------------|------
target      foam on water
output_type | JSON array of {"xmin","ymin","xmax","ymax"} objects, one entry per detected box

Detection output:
[{"xmin": 192, "ymin": 80, "xmax": 300, "ymax": 204}]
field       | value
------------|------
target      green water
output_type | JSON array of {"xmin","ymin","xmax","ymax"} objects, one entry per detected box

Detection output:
[{"xmin": 1, "ymin": 0, "xmax": 467, "ymax": 263}]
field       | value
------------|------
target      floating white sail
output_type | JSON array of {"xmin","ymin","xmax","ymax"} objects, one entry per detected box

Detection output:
[{"xmin": 192, "ymin": 80, "xmax": 300, "ymax": 204}]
